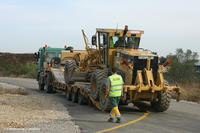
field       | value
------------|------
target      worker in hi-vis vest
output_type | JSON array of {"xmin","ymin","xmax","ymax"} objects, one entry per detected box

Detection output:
[{"xmin": 105, "ymin": 67, "xmax": 124, "ymax": 123}]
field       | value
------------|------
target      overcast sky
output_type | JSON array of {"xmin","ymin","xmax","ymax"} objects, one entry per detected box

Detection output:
[{"xmin": 0, "ymin": 0, "xmax": 199, "ymax": 56}]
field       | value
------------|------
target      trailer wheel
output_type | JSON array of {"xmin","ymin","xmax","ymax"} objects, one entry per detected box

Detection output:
[
  {"xmin": 64, "ymin": 60, "xmax": 77, "ymax": 84},
  {"xmin": 99, "ymin": 78, "xmax": 111, "ymax": 111},
  {"xmin": 71, "ymin": 88, "xmax": 78, "ymax": 103},
  {"xmin": 90, "ymin": 69, "xmax": 108, "ymax": 100},
  {"xmin": 66, "ymin": 89, "xmax": 72, "ymax": 101},
  {"xmin": 38, "ymin": 73, "xmax": 44, "ymax": 91},
  {"xmin": 78, "ymin": 90, "xmax": 87, "ymax": 105},
  {"xmin": 44, "ymin": 72, "xmax": 53, "ymax": 93},
  {"xmin": 65, "ymin": 87, "xmax": 68, "ymax": 99}
]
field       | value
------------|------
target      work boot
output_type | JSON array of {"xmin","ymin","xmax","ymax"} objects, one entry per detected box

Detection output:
[
  {"xmin": 116, "ymin": 117, "xmax": 121, "ymax": 123},
  {"xmin": 108, "ymin": 118, "xmax": 114, "ymax": 122}
]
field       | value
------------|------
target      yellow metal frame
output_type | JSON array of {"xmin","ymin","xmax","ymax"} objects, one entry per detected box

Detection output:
[{"xmin": 123, "ymin": 63, "xmax": 181, "ymax": 101}]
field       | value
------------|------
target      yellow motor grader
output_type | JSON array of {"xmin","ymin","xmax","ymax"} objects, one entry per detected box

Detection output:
[{"xmin": 51, "ymin": 26, "xmax": 181, "ymax": 112}]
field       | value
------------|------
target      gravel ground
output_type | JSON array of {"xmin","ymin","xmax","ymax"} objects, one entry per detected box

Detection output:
[{"xmin": 0, "ymin": 82, "xmax": 80, "ymax": 133}]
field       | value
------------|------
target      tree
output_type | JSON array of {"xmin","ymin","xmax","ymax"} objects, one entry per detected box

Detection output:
[
  {"xmin": 159, "ymin": 56, "xmax": 167, "ymax": 64},
  {"xmin": 166, "ymin": 48, "xmax": 199, "ymax": 84}
]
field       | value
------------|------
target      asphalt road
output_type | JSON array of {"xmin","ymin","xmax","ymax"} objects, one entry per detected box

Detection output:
[{"xmin": 0, "ymin": 77, "xmax": 200, "ymax": 133}]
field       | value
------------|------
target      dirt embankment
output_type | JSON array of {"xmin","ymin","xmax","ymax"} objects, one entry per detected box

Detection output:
[{"xmin": 0, "ymin": 52, "xmax": 36, "ymax": 78}]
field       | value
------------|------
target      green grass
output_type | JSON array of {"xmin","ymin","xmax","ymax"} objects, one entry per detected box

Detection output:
[
  {"xmin": 0, "ymin": 62, "xmax": 37, "ymax": 78},
  {"xmin": 18, "ymin": 62, "xmax": 37, "ymax": 78}
]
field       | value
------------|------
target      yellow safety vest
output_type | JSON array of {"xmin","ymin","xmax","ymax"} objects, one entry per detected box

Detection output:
[{"xmin": 109, "ymin": 74, "xmax": 123, "ymax": 97}]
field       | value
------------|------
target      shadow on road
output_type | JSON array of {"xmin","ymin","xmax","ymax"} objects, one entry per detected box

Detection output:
[{"xmin": 71, "ymin": 119, "xmax": 106, "ymax": 123}]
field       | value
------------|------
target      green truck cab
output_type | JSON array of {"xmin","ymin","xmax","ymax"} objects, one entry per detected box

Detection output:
[{"xmin": 35, "ymin": 46, "xmax": 66, "ymax": 92}]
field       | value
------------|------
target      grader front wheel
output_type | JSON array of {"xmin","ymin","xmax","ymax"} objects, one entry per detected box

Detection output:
[{"xmin": 151, "ymin": 91, "xmax": 172, "ymax": 112}]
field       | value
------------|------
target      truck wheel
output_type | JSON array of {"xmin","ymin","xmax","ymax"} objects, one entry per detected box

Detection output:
[
  {"xmin": 64, "ymin": 60, "xmax": 77, "ymax": 84},
  {"xmin": 37, "ymin": 72, "xmax": 40, "ymax": 81},
  {"xmin": 71, "ymin": 88, "xmax": 78, "ymax": 103},
  {"xmin": 90, "ymin": 69, "xmax": 108, "ymax": 100},
  {"xmin": 38, "ymin": 74, "xmax": 44, "ymax": 91},
  {"xmin": 151, "ymin": 91, "xmax": 172, "ymax": 112},
  {"xmin": 44, "ymin": 72, "xmax": 53, "ymax": 93},
  {"xmin": 99, "ymin": 78, "xmax": 111, "ymax": 111}
]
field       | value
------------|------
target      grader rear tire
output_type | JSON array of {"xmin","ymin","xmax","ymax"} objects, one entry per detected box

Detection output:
[
  {"xmin": 151, "ymin": 91, "xmax": 172, "ymax": 112},
  {"xmin": 90, "ymin": 69, "xmax": 108, "ymax": 100},
  {"xmin": 64, "ymin": 60, "xmax": 77, "ymax": 84}
]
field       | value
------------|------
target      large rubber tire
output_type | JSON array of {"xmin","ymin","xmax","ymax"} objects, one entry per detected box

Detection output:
[
  {"xmin": 36, "ymin": 72, "xmax": 40, "ymax": 81},
  {"xmin": 44, "ymin": 72, "xmax": 53, "ymax": 93},
  {"xmin": 50, "ymin": 57, "xmax": 61, "ymax": 67},
  {"xmin": 71, "ymin": 88, "xmax": 78, "ymax": 103},
  {"xmin": 64, "ymin": 60, "xmax": 77, "ymax": 84},
  {"xmin": 51, "ymin": 57, "xmax": 61, "ymax": 65},
  {"xmin": 66, "ymin": 89, "xmax": 72, "ymax": 101},
  {"xmin": 99, "ymin": 78, "xmax": 111, "ymax": 111},
  {"xmin": 151, "ymin": 91, "xmax": 172, "ymax": 112},
  {"xmin": 38, "ymin": 73, "xmax": 44, "ymax": 91},
  {"xmin": 65, "ymin": 87, "xmax": 68, "ymax": 99},
  {"xmin": 90, "ymin": 69, "xmax": 108, "ymax": 100}
]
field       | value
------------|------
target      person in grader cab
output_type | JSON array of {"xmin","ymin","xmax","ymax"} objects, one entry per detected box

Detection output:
[
  {"xmin": 105, "ymin": 67, "xmax": 124, "ymax": 123},
  {"xmin": 114, "ymin": 37, "xmax": 126, "ymax": 47}
]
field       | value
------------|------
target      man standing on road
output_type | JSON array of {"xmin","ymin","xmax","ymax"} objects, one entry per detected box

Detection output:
[{"xmin": 105, "ymin": 67, "xmax": 124, "ymax": 123}]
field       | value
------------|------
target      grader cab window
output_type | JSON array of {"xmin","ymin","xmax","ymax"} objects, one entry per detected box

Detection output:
[
  {"xmin": 99, "ymin": 33, "xmax": 108, "ymax": 65},
  {"xmin": 110, "ymin": 36, "xmax": 140, "ymax": 49},
  {"xmin": 99, "ymin": 33, "xmax": 108, "ymax": 48}
]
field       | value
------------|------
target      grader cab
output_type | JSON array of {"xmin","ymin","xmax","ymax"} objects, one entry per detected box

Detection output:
[{"xmin": 62, "ymin": 26, "xmax": 181, "ymax": 112}]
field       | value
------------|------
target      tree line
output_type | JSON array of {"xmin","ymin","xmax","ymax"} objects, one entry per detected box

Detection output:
[{"xmin": 160, "ymin": 48, "xmax": 199, "ymax": 85}]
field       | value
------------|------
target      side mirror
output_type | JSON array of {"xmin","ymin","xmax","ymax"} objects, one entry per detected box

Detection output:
[
  {"xmin": 34, "ymin": 52, "xmax": 39, "ymax": 61},
  {"xmin": 91, "ymin": 35, "xmax": 97, "ymax": 46},
  {"xmin": 34, "ymin": 52, "xmax": 38, "ymax": 59}
]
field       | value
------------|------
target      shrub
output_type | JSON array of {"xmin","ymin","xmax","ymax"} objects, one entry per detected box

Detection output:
[{"xmin": 18, "ymin": 62, "xmax": 37, "ymax": 78}]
